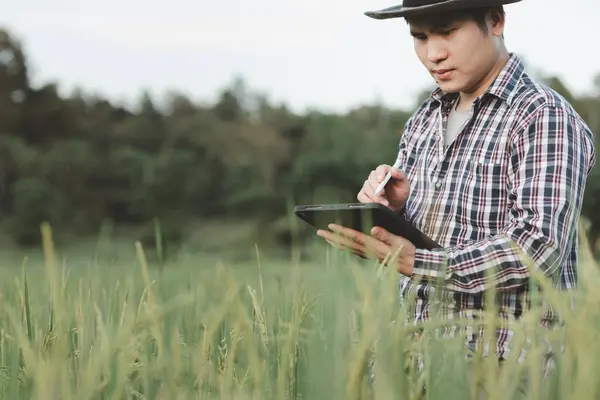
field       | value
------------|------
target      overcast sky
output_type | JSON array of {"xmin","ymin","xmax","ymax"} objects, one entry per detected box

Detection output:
[{"xmin": 2, "ymin": 0, "xmax": 597, "ymax": 113}]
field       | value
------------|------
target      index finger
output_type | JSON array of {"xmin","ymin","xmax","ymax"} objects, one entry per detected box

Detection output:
[{"xmin": 375, "ymin": 165, "xmax": 392, "ymax": 181}]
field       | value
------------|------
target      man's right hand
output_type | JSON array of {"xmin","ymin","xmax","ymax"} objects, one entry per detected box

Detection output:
[{"xmin": 357, "ymin": 164, "xmax": 410, "ymax": 213}]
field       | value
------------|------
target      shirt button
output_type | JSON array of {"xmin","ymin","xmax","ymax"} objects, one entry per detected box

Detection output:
[{"xmin": 435, "ymin": 181, "xmax": 442, "ymax": 189}]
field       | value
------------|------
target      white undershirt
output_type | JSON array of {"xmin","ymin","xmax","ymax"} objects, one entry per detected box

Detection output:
[{"xmin": 444, "ymin": 102, "xmax": 471, "ymax": 150}]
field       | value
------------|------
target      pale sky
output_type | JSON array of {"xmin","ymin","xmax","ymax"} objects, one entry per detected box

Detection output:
[{"xmin": 2, "ymin": 0, "xmax": 597, "ymax": 113}]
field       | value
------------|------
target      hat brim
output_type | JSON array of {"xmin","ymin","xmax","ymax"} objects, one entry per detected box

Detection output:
[{"xmin": 364, "ymin": 0, "xmax": 522, "ymax": 20}]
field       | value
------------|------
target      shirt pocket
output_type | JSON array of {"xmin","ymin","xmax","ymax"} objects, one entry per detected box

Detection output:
[
  {"xmin": 454, "ymin": 158, "xmax": 507, "ymax": 231},
  {"xmin": 471, "ymin": 159, "xmax": 504, "ymax": 185}
]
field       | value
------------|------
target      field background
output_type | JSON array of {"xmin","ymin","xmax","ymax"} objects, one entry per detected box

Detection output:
[{"xmin": 0, "ymin": 219, "xmax": 596, "ymax": 399}]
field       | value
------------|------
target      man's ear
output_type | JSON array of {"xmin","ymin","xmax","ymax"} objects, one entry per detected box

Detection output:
[{"xmin": 488, "ymin": 8, "xmax": 505, "ymax": 37}]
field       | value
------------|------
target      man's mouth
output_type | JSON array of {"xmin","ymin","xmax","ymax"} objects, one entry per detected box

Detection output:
[{"xmin": 433, "ymin": 69, "xmax": 454, "ymax": 80}]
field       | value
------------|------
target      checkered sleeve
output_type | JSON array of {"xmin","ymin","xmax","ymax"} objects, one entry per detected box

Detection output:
[
  {"xmin": 394, "ymin": 114, "xmax": 415, "ymax": 172},
  {"xmin": 411, "ymin": 105, "xmax": 595, "ymax": 293},
  {"xmin": 394, "ymin": 116, "xmax": 414, "ymax": 220}
]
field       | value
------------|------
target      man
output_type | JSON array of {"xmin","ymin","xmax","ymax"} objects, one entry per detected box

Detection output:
[{"xmin": 316, "ymin": 0, "xmax": 596, "ymax": 396}]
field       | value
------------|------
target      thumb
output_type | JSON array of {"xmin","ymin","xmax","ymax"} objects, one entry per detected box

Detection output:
[{"xmin": 389, "ymin": 168, "xmax": 407, "ymax": 183}]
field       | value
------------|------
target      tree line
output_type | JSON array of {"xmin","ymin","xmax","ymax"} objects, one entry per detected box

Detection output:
[{"xmin": 1, "ymin": 28, "xmax": 599, "ymax": 256}]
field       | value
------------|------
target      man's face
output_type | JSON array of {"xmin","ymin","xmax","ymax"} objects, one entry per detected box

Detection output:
[{"xmin": 408, "ymin": 12, "xmax": 502, "ymax": 94}]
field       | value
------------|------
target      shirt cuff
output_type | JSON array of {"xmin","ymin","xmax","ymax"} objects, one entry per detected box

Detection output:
[{"xmin": 412, "ymin": 247, "xmax": 451, "ymax": 281}]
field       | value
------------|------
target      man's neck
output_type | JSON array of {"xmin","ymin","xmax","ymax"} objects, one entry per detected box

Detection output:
[{"xmin": 457, "ymin": 51, "xmax": 510, "ymax": 111}]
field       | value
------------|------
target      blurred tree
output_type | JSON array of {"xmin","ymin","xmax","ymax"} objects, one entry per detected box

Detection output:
[{"xmin": 0, "ymin": 29, "xmax": 29, "ymax": 136}]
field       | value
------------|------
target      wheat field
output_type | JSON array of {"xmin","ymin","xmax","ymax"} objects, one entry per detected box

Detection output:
[{"xmin": 0, "ymin": 221, "xmax": 598, "ymax": 399}]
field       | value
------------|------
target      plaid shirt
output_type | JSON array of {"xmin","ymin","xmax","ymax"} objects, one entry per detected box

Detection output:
[{"xmin": 396, "ymin": 53, "xmax": 596, "ymax": 360}]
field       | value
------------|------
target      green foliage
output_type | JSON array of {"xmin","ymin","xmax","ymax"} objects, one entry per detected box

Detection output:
[
  {"xmin": 3, "ymin": 178, "xmax": 64, "ymax": 244},
  {"xmin": 0, "ymin": 27, "xmax": 599, "ymax": 255}
]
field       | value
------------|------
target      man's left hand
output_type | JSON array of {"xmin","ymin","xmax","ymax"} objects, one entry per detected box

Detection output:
[{"xmin": 316, "ymin": 224, "xmax": 416, "ymax": 276}]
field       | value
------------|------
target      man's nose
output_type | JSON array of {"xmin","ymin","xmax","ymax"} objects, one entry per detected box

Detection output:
[{"xmin": 427, "ymin": 39, "xmax": 448, "ymax": 63}]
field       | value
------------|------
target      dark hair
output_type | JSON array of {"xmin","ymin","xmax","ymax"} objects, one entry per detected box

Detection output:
[{"xmin": 405, "ymin": 6, "xmax": 505, "ymax": 35}]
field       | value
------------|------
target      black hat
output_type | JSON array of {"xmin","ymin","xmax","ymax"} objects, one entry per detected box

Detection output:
[{"xmin": 364, "ymin": 0, "xmax": 522, "ymax": 20}]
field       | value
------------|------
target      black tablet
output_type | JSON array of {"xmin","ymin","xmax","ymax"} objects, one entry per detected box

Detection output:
[{"xmin": 294, "ymin": 203, "xmax": 441, "ymax": 250}]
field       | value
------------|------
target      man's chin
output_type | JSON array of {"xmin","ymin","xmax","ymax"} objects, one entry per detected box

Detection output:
[{"xmin": 437, "ymin": 82, "xmax": 462, "ymax": 94}]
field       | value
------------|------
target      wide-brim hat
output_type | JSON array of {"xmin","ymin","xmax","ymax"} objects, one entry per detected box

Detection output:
[{"xmin": 364, "ymin": 0, "xmax": 522, "ymax": 20}]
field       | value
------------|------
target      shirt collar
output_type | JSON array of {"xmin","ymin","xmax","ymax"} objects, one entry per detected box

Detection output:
[{"xmin": 429, "ymin": 53, "xmax": 525, "ymax": 108}]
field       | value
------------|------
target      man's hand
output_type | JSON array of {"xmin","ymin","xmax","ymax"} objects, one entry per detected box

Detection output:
[
  {"xmin": 357, "ymin": 164, "xmax": 410, "ymax": 213},
  {"xmin": 317, "ymin": 224, "xmax": 416, "ymax": 276}
]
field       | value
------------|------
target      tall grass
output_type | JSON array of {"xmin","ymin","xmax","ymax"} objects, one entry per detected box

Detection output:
[{"xmin": 0, "ymin": 220, "xmax": 598, "ymax": 399}]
